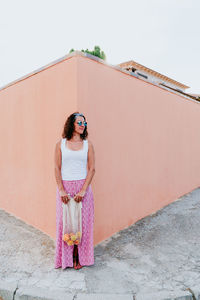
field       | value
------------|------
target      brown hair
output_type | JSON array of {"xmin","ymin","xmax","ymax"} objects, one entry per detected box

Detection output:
[{"xmin": 62, "ymin": 112, "xmax": 88, "ymax": 140}]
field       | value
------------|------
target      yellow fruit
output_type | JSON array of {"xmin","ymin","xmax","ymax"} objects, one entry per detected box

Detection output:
[{"xmin": 71, "ymin": 235, "xmax": 76, "ymax": 241}]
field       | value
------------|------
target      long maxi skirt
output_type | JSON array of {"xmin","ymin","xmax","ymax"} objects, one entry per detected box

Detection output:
[{"xmin": 54, "ymin": 178, "xmax": 94, "ymax": 269}]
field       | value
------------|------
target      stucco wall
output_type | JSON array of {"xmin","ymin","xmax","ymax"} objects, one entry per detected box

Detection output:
[
  {"xmin": 0, "ymin": 57, "xmax": 77, "ymax": 239},
  {"xmin": 0, "ymin": 53, "xmax": 200, "ymax": 245},
  {"xmin": 76, "ymin": 55, "xmax": 200, "ymax": 244}
]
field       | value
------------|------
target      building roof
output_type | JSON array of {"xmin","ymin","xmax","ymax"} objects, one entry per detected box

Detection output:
[
  {"xmin": 117, "ymin": 60, "xmax": 190, "ymax": 90},
  {"xmin": 159, "ymin": 83, "xmax": 198, "ymax": 101},
  {"xmin": 188, "ymin": 93, "xmax": 200, "ymax": 97}
]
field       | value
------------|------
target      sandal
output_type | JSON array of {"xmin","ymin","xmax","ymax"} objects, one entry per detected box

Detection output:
[{"xmin": 76, "ymin": 262, "xmax": 83, "ymax": 270}]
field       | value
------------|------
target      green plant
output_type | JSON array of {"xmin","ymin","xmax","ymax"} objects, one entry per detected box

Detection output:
[{"xmin": 69, "ymin": 46, "xmax": 106, "ymax": 60}]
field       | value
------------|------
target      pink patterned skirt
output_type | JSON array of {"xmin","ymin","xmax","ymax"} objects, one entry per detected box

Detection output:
[{"xmin": 54, "ymin": 178, "xmax": 94, "ymax": 269}]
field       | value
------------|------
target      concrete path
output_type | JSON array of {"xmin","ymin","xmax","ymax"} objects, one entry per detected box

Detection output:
[{"xmin": 0, "ymin": 187, "xmax": 200, "ymax": 300}]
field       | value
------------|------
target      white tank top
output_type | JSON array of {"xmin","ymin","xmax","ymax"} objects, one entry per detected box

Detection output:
[{"xmin": 61, "ymin": 138, "xmax": 88, "ymax": 180}]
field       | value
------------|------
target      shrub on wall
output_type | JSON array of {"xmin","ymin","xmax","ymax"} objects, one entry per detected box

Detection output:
[{"xmin": 69, "ymin": 46, "xmax": 106, "ymax": 61}]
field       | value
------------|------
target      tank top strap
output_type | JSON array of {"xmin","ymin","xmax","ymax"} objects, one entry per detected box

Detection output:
[
  {"xmin": 61, "ymin": 138, "xmax": 65, "ymax": 151},
  {"xmin": 80, "ymin": 139, "xmax": 87, "ymax": 151},
  {"xmin": 85, "ymin": 139, "xmax": 88, "ymax": 151}
]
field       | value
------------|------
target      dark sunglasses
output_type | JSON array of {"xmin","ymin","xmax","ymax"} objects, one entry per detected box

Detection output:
[{"xmin": 77, "ymin": 121, "xmax": 87, "ymax": 126}]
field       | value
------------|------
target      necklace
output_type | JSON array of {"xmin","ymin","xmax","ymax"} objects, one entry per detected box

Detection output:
[{"xmin": 68, "ymin": 140, "xmax": 82, "ymax": 143}]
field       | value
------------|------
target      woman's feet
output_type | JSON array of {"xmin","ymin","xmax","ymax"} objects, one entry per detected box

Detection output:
[
  {"xmin": 75, "ymin": 262, "xmax": 83, "ymax": 270},
  {"xmin": 73, "ymin": 258, "xmax": 82, "ymax": 269},
  {"xmin": 73, "ymin": 245, "xmax": 83, "ymax": 270}
]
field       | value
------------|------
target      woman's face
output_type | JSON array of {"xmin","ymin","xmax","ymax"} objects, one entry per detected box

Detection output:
[{"xmin": 74, "ymin": 116, "xmax": 86, "ymax": 135}]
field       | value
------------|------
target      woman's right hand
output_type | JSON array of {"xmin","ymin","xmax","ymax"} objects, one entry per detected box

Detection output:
[{"xmin": 59, "ymin": 190, "xmax": 71, "ymax": 204}]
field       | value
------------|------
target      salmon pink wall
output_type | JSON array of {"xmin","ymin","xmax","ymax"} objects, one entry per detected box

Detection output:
[
  {"xmin": 0, "ymin": 53, "xmax": 200, "ymax": 246},
  {"xmin": 0, "ymin": 57, "xmax": 78, "ymax": 239},
  {"xmin": 76, "ymin": 55, "xmax": 200, "ymax": 244}
]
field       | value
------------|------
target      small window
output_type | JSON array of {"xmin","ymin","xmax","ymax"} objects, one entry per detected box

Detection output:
[{"xmin": 137, "ymin": 72, "xmax": 148, "ymax": 79}]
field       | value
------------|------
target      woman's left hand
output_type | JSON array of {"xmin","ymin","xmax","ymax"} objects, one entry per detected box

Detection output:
[{"xmin": 74, "ymin": 189, "xmax": 86, "ymax": 202}]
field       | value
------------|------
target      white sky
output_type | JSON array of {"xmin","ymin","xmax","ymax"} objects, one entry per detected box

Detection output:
[{"xmin": 0, "ymin": 0, "xmax": 199, "ymax": 93}]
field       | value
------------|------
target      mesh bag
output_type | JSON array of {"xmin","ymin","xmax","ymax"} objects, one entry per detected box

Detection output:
[{"xmin": 62, "ymin": 194, "xmax": 82, "ymax": 246}]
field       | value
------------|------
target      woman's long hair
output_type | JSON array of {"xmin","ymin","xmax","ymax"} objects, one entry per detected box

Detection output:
[{"xmin": 62, "ymin": 112, "xmax": 88, "ymax": 140}]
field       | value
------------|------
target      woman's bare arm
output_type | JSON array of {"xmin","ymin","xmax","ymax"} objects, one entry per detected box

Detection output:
[
  {"xmin": 81, "ymin": 140, "xmax": 95, "ymax": 192},
  {"xmin": 54, "ymin": 140, "xmax": 65, "ymax": 193}
]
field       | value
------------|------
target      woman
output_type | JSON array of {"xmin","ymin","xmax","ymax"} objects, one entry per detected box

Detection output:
[{"xmin": 54, "ymin": 112, "xmax": 95, "ymax": 270}]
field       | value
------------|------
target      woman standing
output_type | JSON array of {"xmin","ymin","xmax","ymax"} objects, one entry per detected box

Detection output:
[{"xmin": 54, "ymin": 112, "xmax": 95, "ymax": 270}]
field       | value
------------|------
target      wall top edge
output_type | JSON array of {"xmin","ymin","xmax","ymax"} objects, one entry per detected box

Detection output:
[
  {"xmin": 0, "ymin": 51, "xmax": 112, "ymax": 92},
  {"xmin": 0, "ymin": 50, "xmax": 199, "ymax": 105}
]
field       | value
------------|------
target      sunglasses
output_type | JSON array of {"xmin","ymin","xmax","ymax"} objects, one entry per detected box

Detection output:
[
  {"xmin": 73, "ymin": 113, "xmax": 87, "ymax": 126},
  {"xmin": 77, "ymin": 121, "xmax": 87, "ymax": 126}
]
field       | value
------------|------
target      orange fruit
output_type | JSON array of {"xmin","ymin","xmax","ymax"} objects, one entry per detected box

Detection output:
[
  {"xmin": 67, "ymin": 240, "xmax": 74, "ymax": 246},
  {"xmin": 64, "ymin": 234, "xmax": 70, "ymax": 241},
  {"xmin": 63, "ymin": 234, "xmax": 69, "ymax": 242}
]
